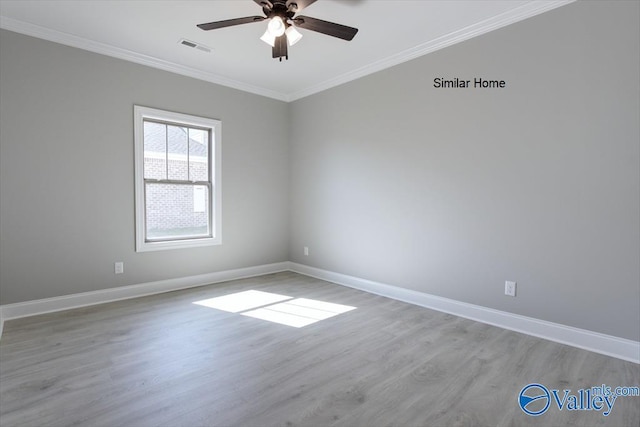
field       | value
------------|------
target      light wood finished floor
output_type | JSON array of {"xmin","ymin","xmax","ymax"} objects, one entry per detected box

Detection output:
[{"xmin": 1, "ymin": 272, "xmax": 638, "ymax": 426}]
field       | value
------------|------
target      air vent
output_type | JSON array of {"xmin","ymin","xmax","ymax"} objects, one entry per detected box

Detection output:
[{"xmin": 178, "ymin": 38, "xmax": 212, "ymax": 53}]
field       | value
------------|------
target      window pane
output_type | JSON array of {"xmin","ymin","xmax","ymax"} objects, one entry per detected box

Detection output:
[
  {"xmin": 145, "ymin": 183, "xmax": 210, "ymax": 240},
  {"xmin": 143, "ymin": 121, "xmax": 166, "ymax": 180},
  {"xmin": 189, "ymin": 128, "xmax": 209, "ymax": 182},
  {"xmin": 167, "ymin": 125, "xmax": 188, "ymax": 181}
]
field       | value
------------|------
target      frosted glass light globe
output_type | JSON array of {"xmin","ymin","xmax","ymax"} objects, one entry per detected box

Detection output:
[{"xmin": 267, "ymin": 16, "xmax": 285, "ymax": 37}]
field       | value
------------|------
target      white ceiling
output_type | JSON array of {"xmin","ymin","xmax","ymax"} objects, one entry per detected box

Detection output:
[{"xmin": 0, "ymin": 0, "xmax": 573, "ymax": 101}]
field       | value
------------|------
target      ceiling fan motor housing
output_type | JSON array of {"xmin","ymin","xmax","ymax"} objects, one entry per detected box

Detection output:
[{"xmin": 261, "ymin": 1, "xmax": 298, "ymax": 23}]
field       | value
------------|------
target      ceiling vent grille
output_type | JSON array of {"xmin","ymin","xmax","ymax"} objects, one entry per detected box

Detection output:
[{"xmin": 178, "ymin": 38, "xmax": 212, "ymax": 53}]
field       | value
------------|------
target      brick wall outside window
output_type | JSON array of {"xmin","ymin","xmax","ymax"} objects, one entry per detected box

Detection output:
[{"xmin": 144, "ymin": 157, "xmax": 209, "ymax": 232}]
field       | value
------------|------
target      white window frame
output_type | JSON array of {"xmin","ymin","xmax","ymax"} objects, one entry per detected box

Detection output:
[{"xmin": 134, "ymin": 105, "xmax": 221, "ymax": 252}]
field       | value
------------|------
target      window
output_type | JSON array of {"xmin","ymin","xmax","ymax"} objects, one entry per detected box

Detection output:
[{"xmin": 134, "ymin": 106, "xmax": 221, "ymax": 251}]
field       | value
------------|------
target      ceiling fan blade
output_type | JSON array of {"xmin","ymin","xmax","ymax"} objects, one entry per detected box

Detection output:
[
  {"xmin": 272, "ymin": 34, "xmax": 288, "ymax": 61},
  {"xmin": 287, "ymin": 0, "xmax": 317, "ymax": 11},
  {"xmin": 294, "ymin": 16, "xmax": 358, "ymax": 41},
  {"xmin": 197, "ymin": 16, "xmax": 265, "ymax": 31}
]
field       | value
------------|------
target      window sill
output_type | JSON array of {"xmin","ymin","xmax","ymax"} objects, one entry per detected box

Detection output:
[{"xmin": 135, "ymin": 236, "xmax": 221, "ymax": 252}]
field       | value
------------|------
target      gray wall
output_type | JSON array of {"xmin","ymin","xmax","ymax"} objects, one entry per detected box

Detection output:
[
  {"xmin": 1, "ymin": 1, "xmax": 638, "ymax": 342},
  {"xmin": 289, "ymin": 1, "xmax": 640, "ymax": 341},
  {"xmin": 0, "ymin": 30, "xmax": 290, "ymax": 304}
]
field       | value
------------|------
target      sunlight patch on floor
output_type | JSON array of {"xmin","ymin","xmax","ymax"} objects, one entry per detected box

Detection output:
[
  {"xmin": 193, "ymin": 290, "xmax": 356, "ymax": 328},
  {"xmin": 193, "ymin": 290, "xmax": 291, "ymax": 313}
]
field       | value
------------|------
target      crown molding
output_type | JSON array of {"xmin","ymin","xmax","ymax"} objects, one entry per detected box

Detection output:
[
  {"xmin": 0, "ymin": 16, "xmax": 289, "ymax": 102},
  {"xmin": 286, "ymin": 0, "xmax": 576, "ymax": 101},
  {"xmin": 1, "ymin": 1, "xmax": 575, "ymax": 103}
]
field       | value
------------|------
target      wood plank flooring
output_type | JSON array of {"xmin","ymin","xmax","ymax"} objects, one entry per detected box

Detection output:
[{"xmin": 1, "ymin": 272, "xmax": 638, "ymax": 426}]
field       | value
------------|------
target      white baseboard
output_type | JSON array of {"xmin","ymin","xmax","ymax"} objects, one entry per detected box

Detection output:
[
  {"xmin": 0, "ymin": 262, "xmax": 290, "ymax": 327},
  {"xmin": 1, "ymin": 261, "xmax": 638, "ymax": 364},
  {"xmin": 288, "ymin": 262, "xmax": 640, "ymax": 364}
]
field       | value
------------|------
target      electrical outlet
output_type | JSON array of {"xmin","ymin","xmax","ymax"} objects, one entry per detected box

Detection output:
[
  {"xmin": 115, "ymin": 262, "xmax": 124, "ymax": 274},
  {"xmin": 303, "ymin": 246, "xmax": 309, "ymax": 256},
  {"xmin": 505, "ymin": 281, "xmax": 516, "ymax": 297}
]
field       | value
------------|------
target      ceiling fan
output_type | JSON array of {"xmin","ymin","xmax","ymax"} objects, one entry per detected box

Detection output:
[{"xmin": 197, "ymin": 0, "xmax": 358, "ymax": 61}]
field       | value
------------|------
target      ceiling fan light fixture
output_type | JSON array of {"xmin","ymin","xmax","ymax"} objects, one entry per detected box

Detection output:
[
  {"xmin": 197, "ymin": 0, "xmax": 359, "ymax": 61},
  {"xmin": 267, "ymin": 16, "xmax": 285, "ymax": 37},
  {"xmin": 260, "ymin": 29, "xmax": 276, "ymax": 47},
  {"xmin": 285, "ymin": 25, "xmax": 303, "ymax": 46}
]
